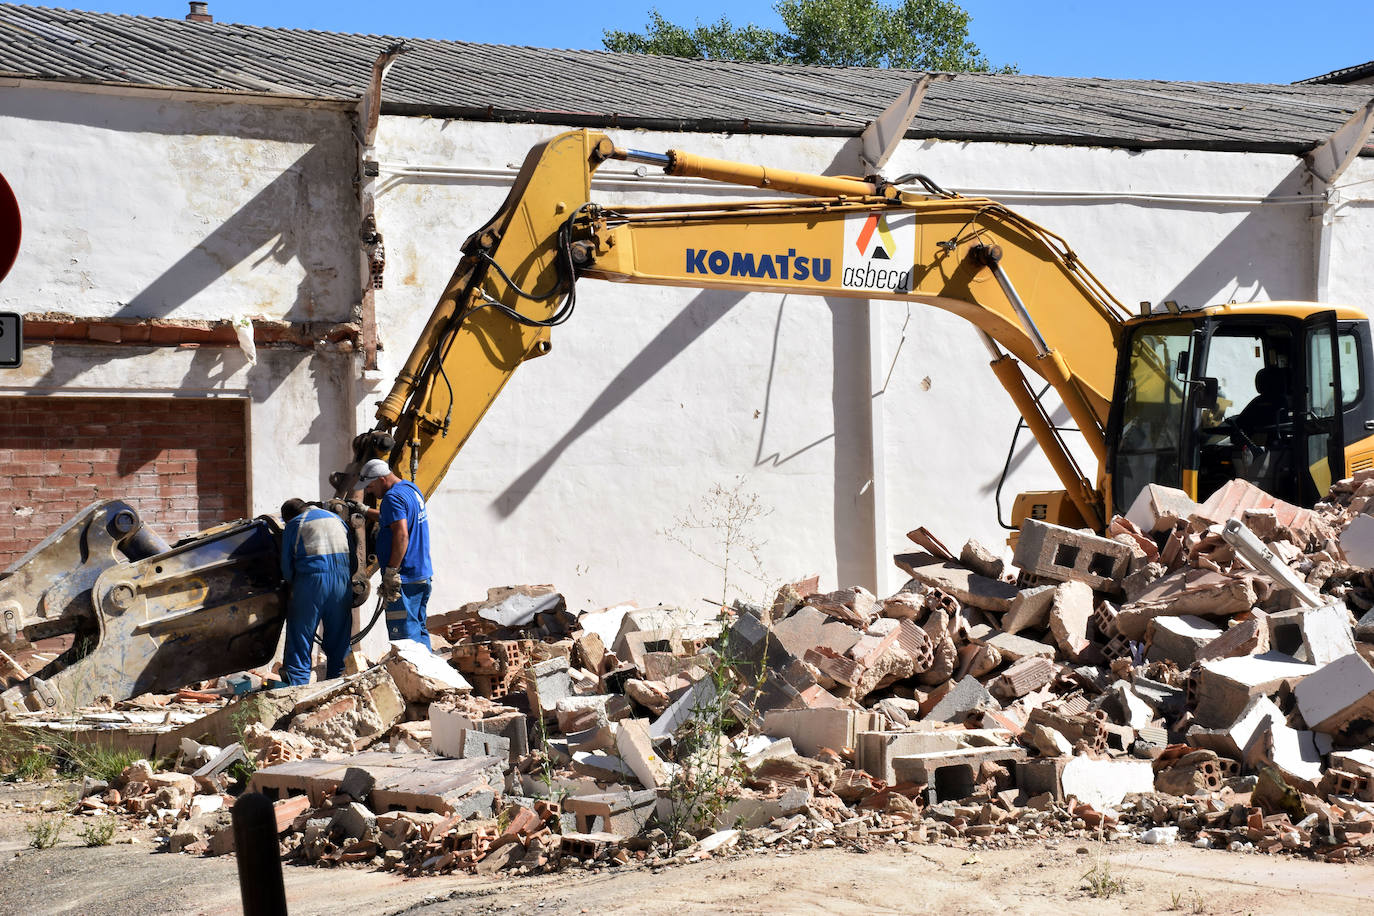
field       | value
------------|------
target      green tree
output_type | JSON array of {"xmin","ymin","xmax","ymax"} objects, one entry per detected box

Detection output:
[{"xmin": 603, "ymin": 0, "xmax": 1015, "ymax": 72}]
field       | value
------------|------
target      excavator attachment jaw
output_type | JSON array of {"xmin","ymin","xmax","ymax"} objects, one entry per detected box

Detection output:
[{"xmin": 0, "ymin": 500, "xmax": 287, "ymax": 716}]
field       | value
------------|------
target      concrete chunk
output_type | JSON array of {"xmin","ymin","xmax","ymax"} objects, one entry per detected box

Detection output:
[
  {"xmin": 1012, "ymin": 519, "xmax": 1132, "ymax": 591},
  {"xmin": 1002, "ymin": 585, "xmax": 1056, "ymax": 635},
  {"xmin": 1265, "ymin": 604, "xmax": 1357, "ymax": 666},
  {"xmin": 762, "ymin": 707, "xmax": 881, "ymax": 758},
  {"xmin": 924, "ymin": 675, "xmax": 997, "ymax": 724},
  {"xmin": 1189, "ymin": 652, "xmax": 1316, "ymax": 728},
  {"xmin": 893, "ymin": 552, "xmax": 1019, "ymax": 612},
  {"xmin": 1059, "ymin": 756, "xmax": 1154, "ymax": 809},
  {"xmin": 1047, "ymin": 581, "xmax": 1094, "ymax": 660},
  {"xmin": 1293, "ymin": 652, "xmax": 1374, "ymax": 735},
  {"xmin": 1146, "ymin": 615, "xmax": 1223, "ymax": 667},
  {"xmin": 1117, "ymin": 570, "xmax": 1258, "ymax": 640},
  {"xmin": 382, "ymin": 639, "xmax": 472, "ymax": 702}
]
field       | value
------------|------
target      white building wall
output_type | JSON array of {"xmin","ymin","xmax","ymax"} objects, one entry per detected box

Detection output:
[
  {"xmin": 3, "ymin": 81, "xmax": 1367, "ymax": 616},
  {"xmin": 0, "ymin": 83, "xmax": 360, "ymax": 510},
  {"xmin": 371, "ymin": 118, "xmax": 1352, "ymax": 610}
]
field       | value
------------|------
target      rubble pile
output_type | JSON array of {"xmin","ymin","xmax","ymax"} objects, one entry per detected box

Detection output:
[{"xmin": 29, "ymin": 474, "xmax": 1374, "ymax": 872}]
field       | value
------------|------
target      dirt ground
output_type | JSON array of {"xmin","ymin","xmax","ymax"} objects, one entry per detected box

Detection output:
[{"xmin": 2, "ymin": 781, "xmax": 1371, "ymax": 916}]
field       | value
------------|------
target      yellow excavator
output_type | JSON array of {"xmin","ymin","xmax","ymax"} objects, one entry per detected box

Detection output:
[
  {"xmin": 5, "ymin": 130, "xmax": 1371, "ymax": 714},
  {"xmin": 341, "ymin": 129, "xmax": 1373, "ymax": 533}
]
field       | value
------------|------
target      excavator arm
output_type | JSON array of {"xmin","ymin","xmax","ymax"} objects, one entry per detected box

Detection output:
[{"xmin": 344, "ymin": 130, "xmax": 1133, "ymax": 531}]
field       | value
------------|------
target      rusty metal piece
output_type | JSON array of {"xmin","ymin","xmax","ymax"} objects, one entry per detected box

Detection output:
[{"xmin": 0, "ymin": 500, "xmax": 286, "ymax": 716}]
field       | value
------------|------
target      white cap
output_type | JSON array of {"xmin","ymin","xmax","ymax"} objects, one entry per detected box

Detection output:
[{"xmin": 356, "ymin": 458, "xmax": 392, "ymax": 487}]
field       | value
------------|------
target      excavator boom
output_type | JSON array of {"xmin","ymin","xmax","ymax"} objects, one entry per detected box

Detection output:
[{"xmin": 352, "ymin": 130, "xmax": 1133, "ymax": 531}]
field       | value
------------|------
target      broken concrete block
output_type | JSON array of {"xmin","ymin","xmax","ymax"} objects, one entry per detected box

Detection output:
[
  {"xmin": 1265, "ymin": 604, "xmax": 1357, "ymax": 666},
  {"xmin": 1188, "ymin": 652, "xmax": 1316, "ymax": 728},
  {"xmin": 571, "ymin": 751, "xmax": 635, "ymax": 782},
  {"xmin": 1185, "ymin": 694, "xmax": 1284, "ymax": 761},
  {"xmin": 474, "ymin": 586, "xmax": 565, "ymax": 627},
  {"xmin": 762, "ymin": 707, "xmax": 881, "ymax": 758},
  {"xmin": 337, "ymin": 766, "xmax": 375, "ymax": 804},
  {"xmin": 650, "ymin": 676, "xmax": 717, "ymax": 742},
  {"xmin": 286, "ymin": 666, "xmax": 405, "ymax": 753},
  {"xmin": 332, "ymin": 801, "xmax": 377, "ymax": 840},
  {"xmin": 890, "ymin": 746, "xmax": 1026, "ymax": 801},
  {"xmin": 525, "ymin": 657, "xmax": 572, "ymax": 719},
  {"xmin": 1059, "ymin": 755, "xmax": 1154, "ymax": 809},
  {"xmin": 803, "ymin": 587, "xmax": 878, "ymax": 628},
  {"xmin": 924, "ymin": 675, "xmax": 997, "ymax": 724},
  {"xmin": 1340, "ymin": 513, "xmax": 1374, "ymax": 568},
  {"xmin": 616, "ymin": 718, "xmax": 672, "ymax": 790},
  {"xmin": 893, "ymin": 552, "xmax": 1019, "ymax": 612},
  {"xmin": 1111, "ymin": 680, "xmax": 1153, "ymax": 730},
  {"xmin": 1125, "ymin": 483, "xmax": 1199, "ymax": 534},
  {"xmin": 382, "ymin": 639, "xmax": 471, "ymax": 702},
  {"xmin": 1001, "ymin": 585, "xmax": 1056, "ymax": 635},
  {"xmin": 1012, "ymin": 519, "xmax": 1132, "ymax": 592},
  {"xmin": 980, "ymin": 630, "xmax": 1056, "ymax": 663},
  {"xmin": 620, "ymin": 629, "xmax": 685, "ymax": 673},
  {"xmin": 960, "ymin": 538, "xmax": 1005, "ymax": 580},
  {"xmin": 564, "ymin": 789, "xmax": 657, "ymax": 835},
  {"xmin": 429, "ymin": 704, "xmax": 526, "ymax": 763},
  {"xmin": 855, "ymin": 729, "xmax": 963, "ymax": 784},
  {"xmin": 1048, "ymin": 581, "xmax": 1094, "ymax": 660},
  {"xmin": 613, "ymin": 605, "xmax": 717, "ymax": 658},
  {"xmin": 1293, "ymin": 652, "xmax": 1374, "ymax": 736},
  {"xmin": 1146, "ymin": 615, "xmax": 1222, "ymax": 667},
  {"xmin": 1195, "ymin": 616, "xmax": 1268, "ymax": 662},
  {"xmin": 769, "ymin": 605, "xmax": 863, "ymax": 659},
  {"xmin": 1117, "ymin": 570, "xmax": 1259, "ymax": 640},
  {"xmin": 1257, "ymin": 719, "xmax": 1328, "ymax": 788},
  {"xmin": 1025, "ymin": 722, "xmax": 1073, "ymax": 757}
]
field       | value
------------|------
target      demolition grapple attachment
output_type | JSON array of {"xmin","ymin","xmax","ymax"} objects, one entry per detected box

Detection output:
[{"xmin": 0, "ymin": 500, "xmax": 287, "ymax": 716}]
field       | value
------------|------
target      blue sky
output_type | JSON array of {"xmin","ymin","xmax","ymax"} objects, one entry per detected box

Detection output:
[{"xmin": 62, "ymin": 0, "xmax": 1372, "ymax": 84}]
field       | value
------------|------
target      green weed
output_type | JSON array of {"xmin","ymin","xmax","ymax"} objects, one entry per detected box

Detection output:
[
  {"xmin": 78, "ymin": 816, "xmax": 117, "ymax": 847},
  {"xmin": 25, "ymin": 814, "xmax": 65, "ymax": 849}
]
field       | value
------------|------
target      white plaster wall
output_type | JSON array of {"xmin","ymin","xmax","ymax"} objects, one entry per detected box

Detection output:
[
  {"xmin": 0, "ymin": 84, "xmax": 360, "ymax": 533},
  {"xmin": 372, "ymin": 118, "xmax": 1336, "ymax": 611},
  {"xmin": 0, "ymin": 84, "xmax": 357, "ymax": 323},
  {"xmin": 4, "ymin": 83, "xmax": 1363, "ymax": 617},
  {"xmin": 1327, "ymin": 155, "xmax": 1374, "ymax": 311}
]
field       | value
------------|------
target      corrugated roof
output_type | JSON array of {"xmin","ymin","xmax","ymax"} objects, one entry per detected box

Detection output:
[
  {"xmin": 1300, "ymin": 59, "xmax": 1374, "ymax": 86},
  {"xmin": 2, "ymin": 3, "xmax": 1372, "ymax": 154}
]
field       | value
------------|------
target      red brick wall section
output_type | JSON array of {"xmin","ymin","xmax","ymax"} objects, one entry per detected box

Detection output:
[{"xmin": 0, "ymin": 397, "xmax": 249, "ymax": 568}]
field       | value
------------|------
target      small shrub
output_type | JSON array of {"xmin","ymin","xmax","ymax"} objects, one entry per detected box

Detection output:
[
  {"xmin": 78, "ymin": 816, "xmax": 117, "ymax": 847},
  {"xmin": 26, "ymin": 815, "xmax": 65, "ymax": 849},
  {"xmin": 62, "ymin": 745, "xmax": 142, "ymax": 784},
  {"xmin": 1082, "ymin": 860, "xmax": 1126, "ymax": 899}
]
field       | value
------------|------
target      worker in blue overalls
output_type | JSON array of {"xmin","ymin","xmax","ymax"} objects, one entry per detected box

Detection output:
[{"xmin": 279, "ymin": 498, "xmax": 353, "ymax": 685}]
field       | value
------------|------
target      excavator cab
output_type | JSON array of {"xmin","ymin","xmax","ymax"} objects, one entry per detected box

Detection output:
[{"xmin": 1108, "ymin": 306, "xmax": 1374, "ymax": 515}]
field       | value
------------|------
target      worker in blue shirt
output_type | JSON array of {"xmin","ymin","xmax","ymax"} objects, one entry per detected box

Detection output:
[
  {"xmin": 357, "ymin": 459, "xmax": 433, "ymax": 648},
  {"xmin": 279, "ymin": 498, "xmax": 353, "ymax": 685}
]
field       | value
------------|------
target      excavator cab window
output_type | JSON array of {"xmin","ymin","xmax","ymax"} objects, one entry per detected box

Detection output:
[
  {"xmin": 1111, "ymin": 313, "xmax": 1361, "ymax": 513},
  {"xmin": 1112, "ymin": 320, "xmax": 1193, "ymax": 512},
  {"xmin": 1193, "ymin": 322, "xmax": 1298, "ymax": 504}
]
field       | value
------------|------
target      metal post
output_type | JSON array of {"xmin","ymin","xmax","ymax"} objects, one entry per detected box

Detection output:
[{"xmin": 232, "ymin": 792, "xmax": 288, "ymax": 916}]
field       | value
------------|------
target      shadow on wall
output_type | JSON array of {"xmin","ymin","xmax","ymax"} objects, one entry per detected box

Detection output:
[
  {"xmin": 487, "ymin": 137, "xmax": 885, "ymax": 585},
  {"xmin": 32, "ymin": 144, "xmax": 347, "ymax": 401},
  {"xmin": 489, "ymin": 289, "xmax": 745, "ymax": 519},
  {"xmin": 1158, "ymin": 161, "xmax": 1314, "ymax": 306}
]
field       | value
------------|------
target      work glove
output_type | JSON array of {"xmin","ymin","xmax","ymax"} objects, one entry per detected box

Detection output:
[{"xmin": 381, "ymin": 567, "xmax": 402, "ymax": 603}]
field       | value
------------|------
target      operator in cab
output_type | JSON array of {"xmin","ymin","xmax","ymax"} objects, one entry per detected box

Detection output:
[{"xmin": 357, "ymin": 459, "xmax": 434, "ymax": 649}]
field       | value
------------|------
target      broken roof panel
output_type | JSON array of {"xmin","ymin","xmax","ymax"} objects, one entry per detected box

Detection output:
[{"xmin": 0, "ymin": 4, "xmax": 1372, "ymax": 154}]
